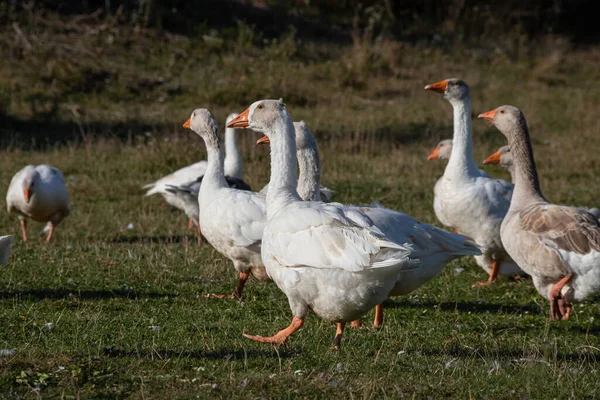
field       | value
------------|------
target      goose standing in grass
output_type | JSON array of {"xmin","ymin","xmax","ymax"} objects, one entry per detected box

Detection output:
[
  {"xmin": 6, "ymin": 165, "xmax": 70, "ymax": 242},
  {"xmin": 483, "ymin": 146, "xmax": 600, "ymax": 220},
  {"xmin": 258, "ymin": 120, "xmax": 481, "ymax": 328},
  {"xmin": 258, "ymin": 121, "xmax": 335, "ymax": 202},
  {"xmin": 478, "ymin": 105, "xmax": 600, "ymax": 320},
  {"xmin": 227, "ymin": 99, "xmax": 464, "ymax": 349},
  {"xmin": 183, "ymin": 109, "xmax": 267, "ymax": 299},
  {"xmin": 0, "ymin": 236, "xmax": 12, "ymax": 265},
  {"xmin": 425, "ymin": 79, "xmax": 523, "ymax": 285},
  {"xmin": 143, "ymin": 113, "xmax": 250, "ymax": 231}
]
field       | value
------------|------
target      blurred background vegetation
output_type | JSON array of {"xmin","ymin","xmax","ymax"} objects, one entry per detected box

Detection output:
[{"xmin": 0, "ymin": 0, "xmax": 598, "ymax": 147}]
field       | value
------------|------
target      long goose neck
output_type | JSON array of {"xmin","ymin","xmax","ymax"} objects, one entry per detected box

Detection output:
[
  {"xmin": 199, "ymin": 135, "xmax": 227, "ymax": 199},
  {"xmin": 297, "ymin": 144, "xmax": 321, "ymax": 202},
  {"xmin": 446, "ymin": 97, "xmax": 480, "ymax": 178},
  {"xmin": 266, "ymin": 116, "xmax": 302, "ymax": 219},
  {"xmin": 224, "ymin": 126, "xmax": 243, "ymax": 179},
  {"xmin": 506, "ymin": 122, "xmax": 546, "ymax": 208}
]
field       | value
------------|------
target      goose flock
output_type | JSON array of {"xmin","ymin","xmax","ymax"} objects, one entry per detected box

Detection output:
[{"xmin": 3, "ymin": 78, "xmax": 600, "ymax": 349}]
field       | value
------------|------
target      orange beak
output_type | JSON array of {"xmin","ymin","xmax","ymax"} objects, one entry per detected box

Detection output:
[
  {"xmin": 256, "ymin": 136, "xmax": 270, "ymax": 145},
  {"xmin": 478, "ymin": 109, "xmax": 497, "ymax": 122},
  {"xmin": 424, "ymin": 80, "xmax": 448, "ymax": 93},
  {"xmin": 482, "ymin": 150, "xmax": 502, "ymax": 165},
  {"xmin": 427, "ymin": 147, "xmax": 440, "ymax": 161},
  {"xmin": 227, "ymin": 108, "xmax": 250, "ymax": 128},
  {"xmin": 23, "ymin": 188, "xmax": 31, "ymax": 203},
  {"xmin": 182, "ymin": 118, "xmax": 191, "ymax": 129}
]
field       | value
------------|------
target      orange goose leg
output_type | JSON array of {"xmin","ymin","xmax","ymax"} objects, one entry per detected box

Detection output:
[
  {"xmin": 20, "ymin": 219, "xmax": 28, "ymax": 242},
  {"xmin": 373, "ymin": 304, "xmax": 384, "ymax": 327},
  {"xmin": 243, "ymin": 316, "xmax": 304, "ymax": 345},
  {"xmin": 549, "ymin": 274, "xmax": 573, "ymax": 320},
  {"xmin": 332, "ymin": 322, "xmax": 346, "ymax": 350},
  {"xmin": 187, "ymin": 218, "xmax": 194, "ymax": 230},
  {"xmin": 45, "ymin": 223, "xmax": 55, "ymax": 243},
  {"xmin": 473, "ymin": 259, "xmax": 500, "ymax": 287},
  {"xmin": 207, "ymin": 271, "xmax": 249, "ymax": 300}
]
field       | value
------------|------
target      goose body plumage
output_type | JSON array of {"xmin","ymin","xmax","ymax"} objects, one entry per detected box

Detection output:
[
  {"xmin": 274, "ymin": 120, "xmax": 480, "ymax": 323},
  {"xmin": 6, "ymin": 165, "xmax": 70, "ymax": 242},
  {"xmin": 425, "ymin": 79, "xmax": 523, "ymax": 284}
]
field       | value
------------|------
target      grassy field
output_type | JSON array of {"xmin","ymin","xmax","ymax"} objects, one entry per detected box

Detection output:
[{"xmin": 1, "ymin": 6, "xmax": 600, "ymax": 399}]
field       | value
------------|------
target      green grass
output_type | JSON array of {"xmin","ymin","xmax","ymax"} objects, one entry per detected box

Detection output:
[{"xmin": 2, "ymin": 7, "xmax": 600, "ymax": 399}]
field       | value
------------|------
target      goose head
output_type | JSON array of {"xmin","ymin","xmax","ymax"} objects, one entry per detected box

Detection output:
[
  {"xmin": 425, "ymin": 78, "xmax": 469, "ymax": 102},
  {"xmin": 482, "ymin": 145, "xmax": 512, "ymax": 168},
  {"xmin": 21, "ymin": 166, "xmax": 38, "ymax": 203},
  {"xmin": 427, "ymin": 139, "xmax": 453, "ymax": 161},
  {"xmin": 478, "ymin": 105, "xmax": 527, "ymax": 140},
  {"xmin": 227, "ymin": 99, "xmax": 287, "ymax": 135},
  {"xmin": 183, "ymin": 108, "xmax": 220, "ymax": 146}
]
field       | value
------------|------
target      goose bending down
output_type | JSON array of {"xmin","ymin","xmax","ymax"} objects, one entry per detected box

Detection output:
[
  {"xmin": 260, "ymin": 120, "xmax": 481, "ymax": 328},
  {"xmin": 483, "ymin": 146, "xmax": 600, "ymax": 220},
  {"xmin": 478, "ymin": 105, "xmax": 600, "ymax": 320},
  {"xmin": 6, "ymin": 165, "xmax": 70, "ymax": 242},
  {"xmin": 425, "ymin": 79, "xmax": 523, "ymax": 285},
  {"xmin": 0, "ymin": 236, "xmax": 12, "ymax": 265},
  {"xmin": 183, "ymin": 109, "xmax": 267, "ymax": 299},
  {"xmin": 143, "ymin": 113, "xmax": 250, "ymax": 230},
  {"xmin": 227, "ymin": 99, "xmax": 471, "ymax": 349}
]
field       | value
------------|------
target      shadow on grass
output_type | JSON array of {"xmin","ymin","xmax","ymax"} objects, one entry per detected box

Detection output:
[
  {"xmin": 0, "ymin": 288, "xmax": 179, "ymax": 301},
  {"xmin": 383, "ymin": 299, "xmax": 542, "ymax": 315},
  {"xmin": 103, "ymin": 346, "xmax": 296, "ymax": 360},
  {"xmin": 419, "ymin": 346, "xmax": 599, "ymax": 363},
  {"xmin": 109, "ymin": 235, "xmax": 196, "ymax": 244}
]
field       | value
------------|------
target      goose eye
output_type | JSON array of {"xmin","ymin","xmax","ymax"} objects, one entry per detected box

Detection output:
[
  {"xmin": 500, "ymin": 110, "xmax": 504, "ymax": 114},
  {"xmin": 257, "ymin": 104, "xmax": 264, "ymax": 109}
]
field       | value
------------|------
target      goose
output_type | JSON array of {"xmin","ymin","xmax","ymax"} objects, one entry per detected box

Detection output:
[
  {"xmin": 478, "ymin": 105, "xmax": 600, "ymax": 320},
  {"xmin": 143, "ymin": 113, "xmax": 250, "ymax": 229},
  {"xmin": 6, "ymin": 165, "xmax": 70, "ymax": 242},
  {"xmin": 227, "ymin": 99, "xmax": 464, "ymax": 349},
  {"xmin": 0, "ymin": 236, "xmax": 12, "ymax": 265},
  {"xmin": 182, "ymin": 109, "xmax": 267, "ymax": 299},
  {"xmin": 425, "ymin": 79, "xmax": 523, "ymax": 285},
  {"xmin": 259, "ymin": 120, "xmax": 481, "ymax": 328},
  {"xmin": 482, "ymin": 146, "xmax": 600, "ymax": 220},
  {"xmin": 258, "ymin": 121, "xmax": 335, "ymax": 202}
]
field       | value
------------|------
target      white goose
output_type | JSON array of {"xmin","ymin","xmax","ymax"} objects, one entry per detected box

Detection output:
[
  {"xmin": 6, "ymin": 165, "xmax": 70, "ymax": 242},
  {"xmin": 482, "ymin": 146, "xmax": 600, "ymax": 220},
  {"xmin": 425, "ymin": 79, "xmax": 523, "ymax": 285},
  {"xmin": 143, "ymin": 113, "xmax": 249, "ymax": 230},
  {"xmin": 183, "ymin": 109, "xmax": 267, "ymax": 299},
  {"xmin": 0, "ymin": 236, "xmax": 13, "ymax": 265},
  {"xmin": 479, "ymin": 105, "xmax": 600, "ymax": 320},
  {"xmin": 228, "ymin": 99, "xmax": 446, "ymax": 349},
  {"xmin": 258, "ymin": 121, "xmax": 481, "ymax": 327}
]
